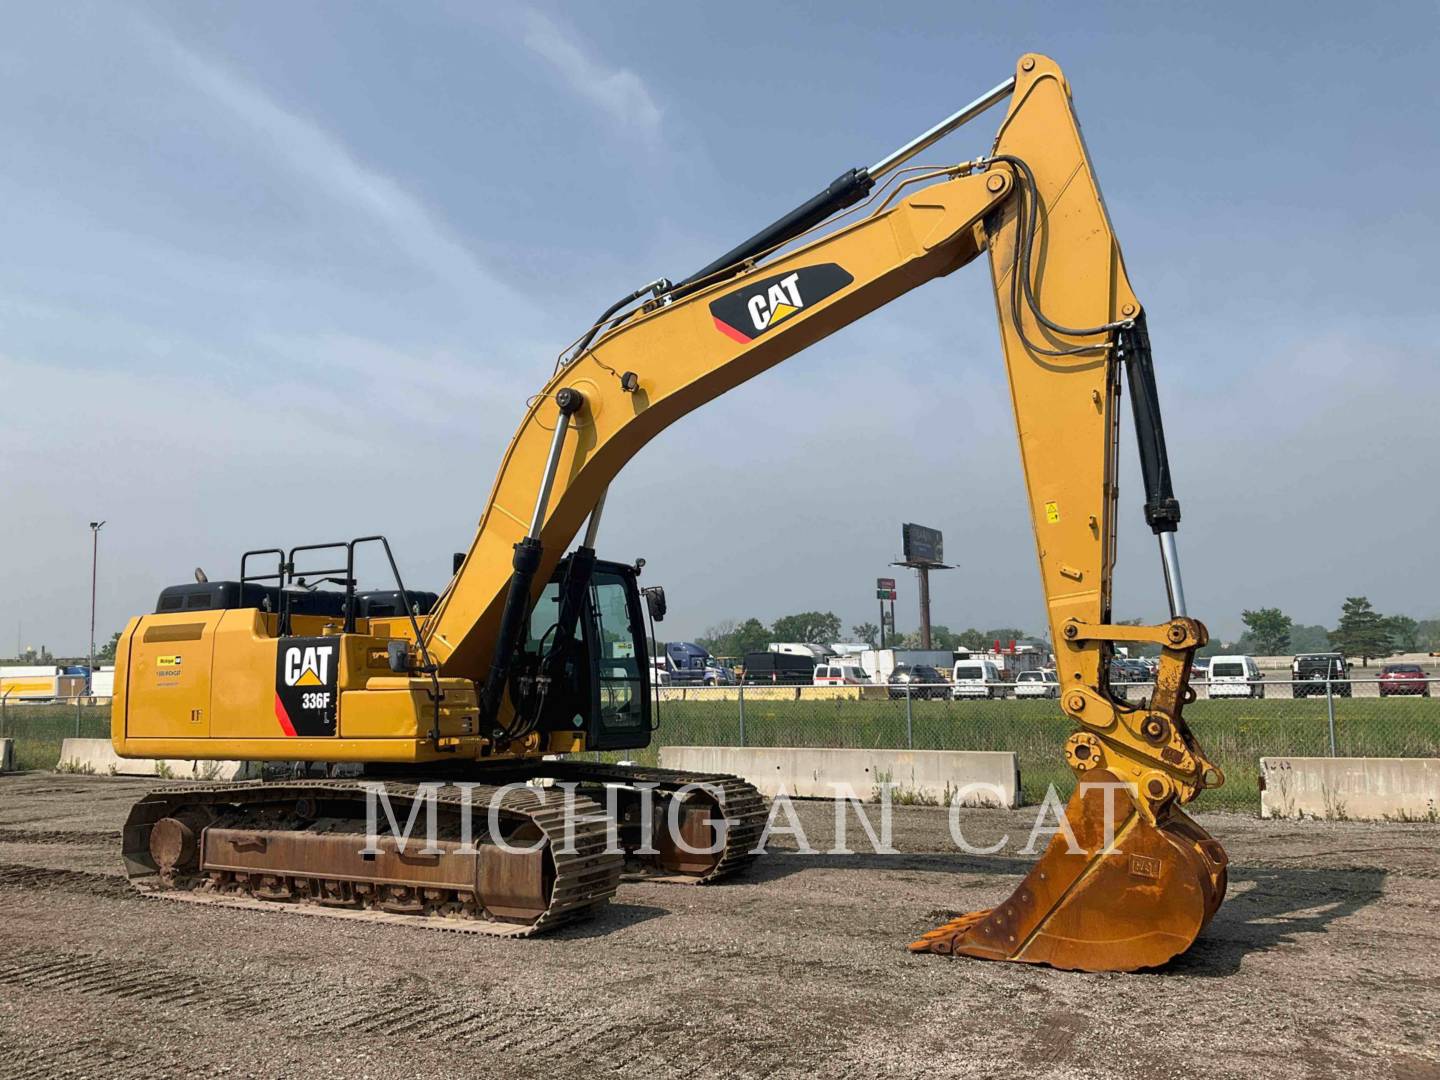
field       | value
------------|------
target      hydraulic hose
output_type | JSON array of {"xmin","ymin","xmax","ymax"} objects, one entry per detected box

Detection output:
[{"xmin": 567, "ymin": 278, "xmax": 671, "ymax": 365}]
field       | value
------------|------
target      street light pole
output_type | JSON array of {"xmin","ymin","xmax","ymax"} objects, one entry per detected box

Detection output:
[{"xmin": 89, "ymin": 521, "xmax": 106, "ymax": 683}]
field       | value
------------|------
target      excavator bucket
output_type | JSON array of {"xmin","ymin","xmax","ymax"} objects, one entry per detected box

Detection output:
[{"xmin": 910, "ymin": 770, "xmax": 1227, "ymax": 971}]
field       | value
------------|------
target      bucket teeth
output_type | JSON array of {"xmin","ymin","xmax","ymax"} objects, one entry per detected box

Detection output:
[
  {"xmin": 907, "ymin": 910, "xmax": 989, "ymax": 954},
  {"xmin": 910, "ymin": 770, "xmax": 1228, "ymax": 972}
]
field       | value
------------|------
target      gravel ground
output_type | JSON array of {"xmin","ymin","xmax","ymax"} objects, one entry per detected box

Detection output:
[{"xmin": 0, "ymin": 772, "xmax": 1436, "ymax": 1080}]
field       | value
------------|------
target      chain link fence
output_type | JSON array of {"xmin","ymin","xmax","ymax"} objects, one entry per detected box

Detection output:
[
  {"xmin": 647, "ymin": 678, "xmax": 1440, "ymax": 811},
  {"xmin": 3, "ymin": 679, "xmax": 1436, "ymax": 812},
  {"xmin": 0, "ymin": 698, "xmax": 111, "ymax": 771}
]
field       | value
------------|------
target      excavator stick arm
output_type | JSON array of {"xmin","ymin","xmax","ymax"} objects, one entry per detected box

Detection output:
[{"xmin": 908, "ymin": 55, "xmax": 1227, "ymax": 969}]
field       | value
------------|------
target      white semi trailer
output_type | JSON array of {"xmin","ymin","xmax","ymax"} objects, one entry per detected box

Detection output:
[{"xmin": 856, "ymin": 649, "xmax": 953, "ymax": 683}]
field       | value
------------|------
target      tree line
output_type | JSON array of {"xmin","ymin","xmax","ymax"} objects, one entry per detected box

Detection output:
[
  {"xmin": 1229, "ymin": 598, "xmax": 1436, "ymax": 665},
  {"xmin": 692, "ymin": 597, "xmax": 1438, "ymax": 667}
]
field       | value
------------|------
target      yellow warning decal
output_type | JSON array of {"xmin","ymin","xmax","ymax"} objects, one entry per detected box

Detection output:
[{"xmin": 1045, "ymin": 501, "xmax": 1060, "ymax": 524}]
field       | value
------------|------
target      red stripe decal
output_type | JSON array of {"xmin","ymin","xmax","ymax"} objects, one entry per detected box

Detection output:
[
  {"xmin": 713, "ymin": 316, "xmax": 752, "ymax": 344},
  {"xmin": 274, "ymin": 692, "xmax": 297, "ymax": 737}
]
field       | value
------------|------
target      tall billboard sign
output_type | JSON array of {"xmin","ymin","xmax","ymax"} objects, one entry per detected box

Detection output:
[{"xmin": 901, "ymin": 523, "xmax": 944, "ymax": 566}]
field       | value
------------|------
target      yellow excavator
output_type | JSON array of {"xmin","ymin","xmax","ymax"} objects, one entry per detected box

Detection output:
[{"xmin": 111, "ymin": 54, "xmax": 1227, "ymax": 971}]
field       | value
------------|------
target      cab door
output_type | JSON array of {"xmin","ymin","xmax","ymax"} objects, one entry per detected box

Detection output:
[{"xmin": 584, "ymin": 565, "xmax": 651, "ymax": 751}]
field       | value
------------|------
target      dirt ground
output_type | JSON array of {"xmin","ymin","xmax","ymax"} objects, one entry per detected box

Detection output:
[{"xmin": 0, "ymin": 773, "xmax": 1436, "ymax": 1080}]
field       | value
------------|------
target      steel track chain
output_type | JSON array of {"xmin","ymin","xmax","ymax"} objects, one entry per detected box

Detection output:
[
  {"xmin": 118, "ymin": 763, "xmax": 769, "ymax": 935},
  {"xmin": 537, "ymin": 762, "xmax": 769, "ymax": 883},
  {"xmin": 122, "ymin": 779, "xmax": 621, "ymax": 936}
]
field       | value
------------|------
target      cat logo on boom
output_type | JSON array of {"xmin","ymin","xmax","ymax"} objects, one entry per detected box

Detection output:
[{"xmin": 709, "ymin": 263, "xmax": 854, "ymax": 344}]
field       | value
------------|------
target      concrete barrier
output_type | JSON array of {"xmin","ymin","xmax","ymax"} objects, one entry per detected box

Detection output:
[
  {"xmin": 56, "ymin": 739, "xmax": 258, "ymax": 781},
  {"xmin": 1260, "ymin": 757, "xmax": 1440, "ymax": 821},
  {"xmin": 0, "ymin": 738, "xmax": 12, "ymax": 772},
  {"xmin": 658, "ymin": 746, "xmax": 1020, "ymax": 807}
]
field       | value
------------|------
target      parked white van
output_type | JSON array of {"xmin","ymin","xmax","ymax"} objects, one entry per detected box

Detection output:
[
  {"xmin": 813, "ymin": 662, "xmax": 868, "ymax": 686},
  {"xmin": 1206, "ymin": 655, "xmax": 1265, "ymax": 699},
  {"xmin": 951, "ymin": 658, "xmax": 1005, "ymax": 699}
]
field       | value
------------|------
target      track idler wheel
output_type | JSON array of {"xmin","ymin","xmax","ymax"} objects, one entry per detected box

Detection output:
[
  {"xmin": 910, "ymin": 769, "xmax": 1227, "ymax": 971},
  {"xmin": 148, "ymin": 810, "xmax": 213, "ymax": 883}
]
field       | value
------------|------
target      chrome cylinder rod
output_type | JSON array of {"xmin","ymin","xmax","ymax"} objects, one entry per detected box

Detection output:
[
  {"xmin": 582, "ymin": 487, "xmax": 608, "ymax": 550},
  {"xmin": 528, "ymin": 391, "xmax": 583, "ymax": 538},
  {"xmin": 867, "ymin": 76, "xmax": 1016, "ymax": 181},
  {"xmin": 1158, "ymin": 532, "xmax": 1188, "ymax": 619}
]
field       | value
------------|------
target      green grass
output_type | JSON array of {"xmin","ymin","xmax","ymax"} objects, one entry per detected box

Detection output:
[
  {"xmin": 1, "ymin": 703, "xmax": 111, "ymax": 771},
  {"xmin": 644, "ymin": 694, "xmax": 1440, "ymax": 811}
]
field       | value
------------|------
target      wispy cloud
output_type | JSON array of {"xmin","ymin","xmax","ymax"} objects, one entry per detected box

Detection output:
[
  {"xmin": 155, "ymin": 33, "xmax": 515, "ymax": 304},
  {"xmin": 518, "ymin": 9, "xmax": 663, "ymax": 144}
]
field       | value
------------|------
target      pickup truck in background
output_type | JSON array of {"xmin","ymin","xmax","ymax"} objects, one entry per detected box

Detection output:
[{"xmin": 1292, "ymin": 652, "xmax": 1352, "ymax": 697}]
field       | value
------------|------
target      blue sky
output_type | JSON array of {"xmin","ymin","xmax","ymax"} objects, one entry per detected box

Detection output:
[{"xmin": 3, "ymin": 1, "xmax": 1438, "ymax": 654}]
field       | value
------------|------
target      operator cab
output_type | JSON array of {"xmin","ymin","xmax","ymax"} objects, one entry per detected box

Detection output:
[{"xmin": 518, "ymin": 555, "xmax": 653, "ymax": 752}]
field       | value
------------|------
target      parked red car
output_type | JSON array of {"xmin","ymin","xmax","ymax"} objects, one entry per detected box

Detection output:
[{"xmin": 1378, "ymin": 664, "xmax": 1431, "ymax": 697}]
